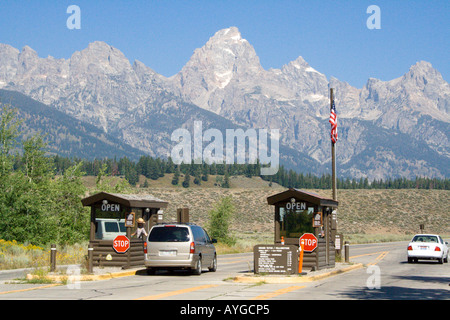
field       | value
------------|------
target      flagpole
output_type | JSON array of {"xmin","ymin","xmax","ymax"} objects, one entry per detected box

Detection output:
[{"xmin": 330, "ymin": 88, "xmax": 337, "ymax": 201}]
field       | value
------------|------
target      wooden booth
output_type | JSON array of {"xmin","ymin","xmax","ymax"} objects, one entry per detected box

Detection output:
[
  {"xmin": 81, "ymin": 192, "xmax": 168, "ymax": 269},
  {"xmin": 267, "ymin": 188, "xmax": 338, "ymax": 271}
]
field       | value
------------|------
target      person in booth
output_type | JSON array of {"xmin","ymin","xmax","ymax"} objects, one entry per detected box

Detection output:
[{"xmin": 131, "ymin": 218, "xmax": 148, "ymax": 239}]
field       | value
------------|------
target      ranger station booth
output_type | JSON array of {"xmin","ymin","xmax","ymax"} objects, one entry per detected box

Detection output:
[
  {"xmin": 81, "ymin": 192, "xmax": 168, "ymax": 269},
  {"xmin": 267, "ymin": 188, "xmax": 339, "ymax": 271}
]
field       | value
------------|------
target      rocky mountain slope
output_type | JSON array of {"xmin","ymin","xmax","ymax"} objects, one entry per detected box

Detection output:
[
  {"xmin": 0, "ymin": 27, "xmax": 448, "ymax": 179},
  {"xmin": 0, "ymin": 89, "xmax": 145, "ymax": 160}
]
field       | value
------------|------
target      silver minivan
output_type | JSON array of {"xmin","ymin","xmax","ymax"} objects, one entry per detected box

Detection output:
[{"xmin": 144, "ymin": 223, "xmax": 217, "ymax": 275}]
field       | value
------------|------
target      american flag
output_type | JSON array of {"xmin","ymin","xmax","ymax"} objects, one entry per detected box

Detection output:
[{"xmin": 329, "ymin": 101, "xmax": 338, "ymax": 144}]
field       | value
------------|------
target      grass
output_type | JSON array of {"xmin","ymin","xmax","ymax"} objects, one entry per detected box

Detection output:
[
  {"xmin": 0, "ymin": 240, "xmax": 88, "ymax": 271},
  {"xmin": 215, "ymin": 231, "xmax": 273, "ymax": 254}
]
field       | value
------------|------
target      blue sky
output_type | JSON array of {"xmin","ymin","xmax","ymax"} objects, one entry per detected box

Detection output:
[{"xmin": 0, "ymin": 0, "xmax": 448, "ymax": 88}]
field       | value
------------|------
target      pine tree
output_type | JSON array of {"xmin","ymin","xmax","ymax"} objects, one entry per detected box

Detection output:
[
  {"xmin": 182, "ymin": 172, "xmax": 190, "ymax": 188},
  {"xmin": 172, "ymin": 167, "xmax": 180, "ymax": 185},
  {"xmin": 222, "ymin": 169, "xmax": 230, "ymax": 188},
  {"xmin": 148, "ymin": 158, "xmax": 160, "ymax": 180},
  {"xmin": 201, "ymin": 164, "xmax": 209, "ymax": 182}
]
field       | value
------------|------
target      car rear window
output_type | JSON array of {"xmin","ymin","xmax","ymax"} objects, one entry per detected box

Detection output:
[
  {"xmin": 148, "ymin": 227, "xmax": 190, "ymax": 242},
  {"xmin": 412, "ymin": 235, "xmax": 438, "ymax": 243}
]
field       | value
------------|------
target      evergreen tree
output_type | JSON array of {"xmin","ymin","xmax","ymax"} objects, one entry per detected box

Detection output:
[
  {"xmin": 172, "ymin": 167, "xmax": 180, "ymax": 185},
  {"xmin": 0, "ymin": 104, "xmax": 21, "ymax": 177},
  {"xmin": 222, "ymin": 169, "xmax": 230, "ymax": 188},
  {"xmin": 148, "ymin": 158, "xmax": 160, "ymax": 180},
  {"xmin": 193, "ymin": 173, "xmax": 201, "ymax": 185},
  {"xmin": 166, "ymin": 156, "xmax": 175, "ymax": 173},
  {"xmin": 182, "ymin": 172, "xmax": 190, "ymax": 188},
  {"xmin": 201, "ymin": 164, "xmax": 209, "ymax": 182},
  {"xmin": 125, "ymin": 166, "xmax": 139, "ymax": 186}
]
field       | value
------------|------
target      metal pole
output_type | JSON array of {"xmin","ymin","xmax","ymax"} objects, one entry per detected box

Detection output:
[
  {"xmin": 344, "ymin": 241, "xmax": 349, "ymax": 263},
  {"xmin": 330, "ymin": 88, "xmax": 337, "ymax": 201},
  {"xmin": 50, "ymin": 244, "xmax": 56, "ymax": 272}
]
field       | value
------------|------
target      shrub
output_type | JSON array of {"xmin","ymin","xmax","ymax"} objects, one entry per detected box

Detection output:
[{"xmin": 207, "ymin": 196, "xmax": 236, "ymax": 246}]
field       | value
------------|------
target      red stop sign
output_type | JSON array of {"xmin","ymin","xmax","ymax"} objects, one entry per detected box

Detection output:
[
  {"xmin": 113, "ymin": 235, "xmax": 130, "ymax": 253},
  {"xmin": 299, "ymin": 233, "xmax": 318, "ymax": 252}
]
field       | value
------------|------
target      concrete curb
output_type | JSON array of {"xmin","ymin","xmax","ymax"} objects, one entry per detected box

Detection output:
[{"xmin": 233, "ymin": 263, "xmax": 364, "ymax": 284}]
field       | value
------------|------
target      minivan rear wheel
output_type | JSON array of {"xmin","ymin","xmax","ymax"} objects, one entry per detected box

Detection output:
[
  {"xmin": 193, "ymin": 257, "xmax": 202, "ymax": 275},
  {"xmin": 208, "ymin": 254, "xmax": 217, "ymax": 272}
]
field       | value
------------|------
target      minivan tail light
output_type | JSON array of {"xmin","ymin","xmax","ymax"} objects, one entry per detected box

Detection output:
[
  {"xmin": 144, "ymin": 242, "xmax": 147, "ymax": 254},
  {"xmin": 190, "ymin": 242, "xmax": 195, "ymax": 254},
  {"xmin": 434, "ymin": 246, "xmax": 441, "ymax": 252}
]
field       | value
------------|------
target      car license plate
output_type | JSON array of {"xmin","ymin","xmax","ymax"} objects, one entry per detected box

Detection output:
[
  {"xmin": 420, "ymin": 246, "xmax": 428, "ymax": 250},
  {"xmin": 160, "ymin": 250, "xmax": 176, "ymax": 256}
]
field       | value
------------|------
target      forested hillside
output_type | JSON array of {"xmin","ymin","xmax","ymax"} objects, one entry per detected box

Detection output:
[{"xmin": 49, "ymin": 155, "xmax": 450, "ymax": 190}]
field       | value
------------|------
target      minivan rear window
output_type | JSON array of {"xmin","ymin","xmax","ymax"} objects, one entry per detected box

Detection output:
[{"xmin": 148, "ymin": 227, "xmax": 190, "ymax": 242}]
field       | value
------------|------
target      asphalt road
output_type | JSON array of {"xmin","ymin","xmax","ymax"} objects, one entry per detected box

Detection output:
[
  {"xmin": 0, "ymin": 241, "xmax": 448, "ymax": 301},
  {"xmin": 285, "ymin": 241, "xmax": 450, "ymax": 300}
]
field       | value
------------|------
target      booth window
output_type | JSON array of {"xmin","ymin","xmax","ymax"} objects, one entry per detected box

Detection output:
[
  {"xmin": 279, "ymin": 206, "xmax": 314, "ymax": 238},
  {"xmin": 104, "ymin": 221, "xmax": 125, "ymax": 233},
  {"xmin": 94, "ymin": 205, "xmax": 127, "ymax": 239}
]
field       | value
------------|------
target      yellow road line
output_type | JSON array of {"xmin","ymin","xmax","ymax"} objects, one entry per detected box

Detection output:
[
  {"xmin": 135, "ymin": 284, "xmax": 220, "ymax": 300},
  {"xmin": 0, "ymin": 284, "xmax": 60, "ymax": 295},
  {"xmin": 350, "ymin": 251, "xmax": 387, "ymax": 259},
  {"xmin": 368, "ymin": 251, "xmax": 389, "ymax": 266},
  {"xmin": 250, "ymin": 286, "xmax": 305, "ymax": 300}
]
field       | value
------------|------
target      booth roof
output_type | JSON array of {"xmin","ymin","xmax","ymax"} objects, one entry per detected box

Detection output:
[
  {"xmin": 81, "ymin": 192, "xmax": 169, "ymax": 209},
  {"xmin": 267, "ymin": 188, "xmax": 338, "ymax": 207}
]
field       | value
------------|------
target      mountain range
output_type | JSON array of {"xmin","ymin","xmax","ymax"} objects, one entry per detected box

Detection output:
[{"xmin": 0, "ymin": 26, "xmax": 449, "ymax": 179}]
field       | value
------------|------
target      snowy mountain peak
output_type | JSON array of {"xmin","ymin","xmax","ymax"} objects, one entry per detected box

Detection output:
[
  {"xmin": 402, "ymin": 60, "xmax": 447, "ymax": 87},
  {"xmin": 409, "ymin": 60, "xmax": 434, "ymax": 73},
  {"xmin": 173, "ymin": 27, "xmax": 263, "ymax": 108},
  {"xmin": 283, "ymin": 56, "xmax": 323, "ymax": 75},
  {"xmin": 213, "ymin": 26, "xmax": 245, "ymax": 42}
]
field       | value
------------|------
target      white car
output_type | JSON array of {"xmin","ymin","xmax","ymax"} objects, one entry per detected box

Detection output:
[{"xmin": 407, "ymin": 234, "xmax": 449, "ymax": 264}]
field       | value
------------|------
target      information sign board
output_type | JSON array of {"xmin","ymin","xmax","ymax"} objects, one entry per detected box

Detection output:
[{"xmin": 254, "ymin": 245, "xmax": 298, "ymax": 275}]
